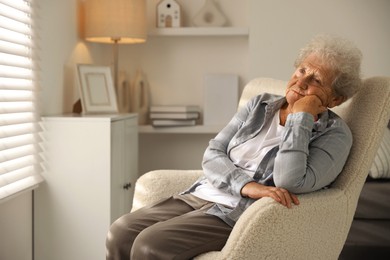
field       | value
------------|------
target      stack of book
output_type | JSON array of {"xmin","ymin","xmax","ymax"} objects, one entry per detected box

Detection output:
[{"xmin": 150, "ymin": 105, "xmax": 200, "ymax": 127}]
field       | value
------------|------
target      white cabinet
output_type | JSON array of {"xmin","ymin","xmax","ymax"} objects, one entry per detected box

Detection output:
[{"xmin": 35, "ymin": 113, "xmax": 138, "ymax": 260}]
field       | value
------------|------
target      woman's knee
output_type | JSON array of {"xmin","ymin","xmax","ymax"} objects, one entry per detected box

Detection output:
[
  {"xmin": 130, "ymin": 226, "xmax": 167, "ymax": 259},
  {"xmin": 106, "ymin": 218, "xmax": 125, "ymax": 246},
  {"xmin": 106, "ymin": 215, "xmax": 138, "ymax": 258}
]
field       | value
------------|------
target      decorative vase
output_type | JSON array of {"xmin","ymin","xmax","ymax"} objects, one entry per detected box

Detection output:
[
  {"xmin": 192, "ymin": 0, "xmax": 227, "ymax": 27},
  {"xmin": 117, "ymin": 70, "xmax": 131, "ymax": 113},
  {"xmin": 131, "ymin": 70, "xmax": 150, "ymax": 125}
]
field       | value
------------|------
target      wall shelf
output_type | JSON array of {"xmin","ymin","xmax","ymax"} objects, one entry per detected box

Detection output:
[
  {"xmin": 148, "ymin": 27, "xmax": 249, "ymax": 37},
  {"xmin": 139, "ymin": 124, "xmax": 224, "ymax": 134}
]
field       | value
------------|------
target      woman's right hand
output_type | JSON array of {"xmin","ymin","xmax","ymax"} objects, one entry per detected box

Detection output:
[{"xmin": 241, "ymin": 182, "xmax": 300, "ymax": 208}]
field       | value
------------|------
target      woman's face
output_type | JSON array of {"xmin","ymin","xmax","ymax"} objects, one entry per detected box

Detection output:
[{"xmin": 286, "ymin": 54, "xmax": 343, "ymax": 108}]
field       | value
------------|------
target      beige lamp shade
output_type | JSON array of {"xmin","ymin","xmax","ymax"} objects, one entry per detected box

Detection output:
[{"xmin": 84, "ymin": 0, "xmax": 147, "ymax": 44}]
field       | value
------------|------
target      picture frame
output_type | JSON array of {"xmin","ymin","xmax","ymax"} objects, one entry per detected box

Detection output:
[{"xmin": 77, "ymin": 64, "xmax": 118, "ymax": 114}]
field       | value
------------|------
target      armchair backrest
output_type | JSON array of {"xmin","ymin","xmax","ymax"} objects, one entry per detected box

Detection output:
[
  {"xmin": 331, "ymin": 77, "xmax": 390, "ymax": 199},
  {"xmin": 239, "ymin": 76, "xmax": 390, "ymax": 215},
  {"xmin": 238, "ymin": 78, "xmax": 286, "ymax": 110}
]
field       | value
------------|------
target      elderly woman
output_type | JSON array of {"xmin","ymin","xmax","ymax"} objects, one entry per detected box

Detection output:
[{"xmin": 106, "ymin": 34, "xmax": 362, "ymax": 260}]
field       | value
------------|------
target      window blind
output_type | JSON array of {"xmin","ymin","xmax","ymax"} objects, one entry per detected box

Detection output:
[{"xmin": 0, "ymin": 0, "xmax": 43, "ymax": 201}]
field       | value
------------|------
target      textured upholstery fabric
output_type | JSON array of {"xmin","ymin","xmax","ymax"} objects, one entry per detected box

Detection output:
[{"xmin": 132, "ymin": 77, "xmax": 390, "ymax": 260}]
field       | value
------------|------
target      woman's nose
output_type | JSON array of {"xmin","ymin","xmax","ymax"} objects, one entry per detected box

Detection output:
[{"xmin": 296, "ymin": 76, "xmax": 309, "ymax": 89}]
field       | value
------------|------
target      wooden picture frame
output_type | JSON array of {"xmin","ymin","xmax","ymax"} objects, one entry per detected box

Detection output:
[{"xmin": 77, "ymin": 64, "xmax": 118, "ymax": 114}]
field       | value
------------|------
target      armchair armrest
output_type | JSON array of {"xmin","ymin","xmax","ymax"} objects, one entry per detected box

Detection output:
[
  {"xmin": 196, "ymin": 188, "xmax": 348, "ymax": 260},
  {"xmin": 131, "ymin": 170, "xmax": 203, "ymax": 212}
]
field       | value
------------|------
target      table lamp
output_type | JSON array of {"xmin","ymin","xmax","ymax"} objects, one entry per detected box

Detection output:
[{"xmin": 83, "ymin": 0, "xmax": 147, "ymax": 96}]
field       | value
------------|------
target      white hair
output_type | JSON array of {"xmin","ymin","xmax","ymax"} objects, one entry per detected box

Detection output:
[{"xmin": 295, "ymin": 34, "xmax": 363, "ymax": 99}]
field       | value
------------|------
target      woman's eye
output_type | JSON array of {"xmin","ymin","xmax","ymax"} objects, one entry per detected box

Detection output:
[
  {"xmin": 314, "ymin": 78, "xmax": 322, "ymax": 85},
  {"xmin": 297, "ymin": 68, "xmax": 305, "ymax": 75}
]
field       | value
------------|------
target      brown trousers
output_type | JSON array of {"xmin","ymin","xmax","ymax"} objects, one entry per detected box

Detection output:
[{"xmin": 106, "ymin": 194, "xmax": 233, "ymax": 260}]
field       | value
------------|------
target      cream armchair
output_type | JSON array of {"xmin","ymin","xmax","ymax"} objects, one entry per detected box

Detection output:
[{"xmin": 132, "ymin": 77, "xmax": 390, "ymax": 260}]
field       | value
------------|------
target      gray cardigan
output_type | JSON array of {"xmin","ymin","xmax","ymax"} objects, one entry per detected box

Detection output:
[{"xmin": 184, "ymin": 93, "xmax": 352, "ymax": 227}]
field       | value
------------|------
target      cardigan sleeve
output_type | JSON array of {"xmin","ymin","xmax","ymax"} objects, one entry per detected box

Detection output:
[{"xmin": 273, "ymin": 111, "xmax": 352, "ymax": 193}]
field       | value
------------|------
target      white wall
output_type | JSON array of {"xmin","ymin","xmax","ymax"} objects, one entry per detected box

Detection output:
[
  {"xmin": 39, "ymin": 0, "xmax": 101, "ymax": 115},
  {"xmin": 107, "ymin": 0, "xmax": 250, "ymax": 109},
  {"xmin": 118, "ymin": 36, "xmax": 249, "ymax": 108},
  {"xmin": 0, "ymin": 193, "xmax": 32, "ymax": 260},
  {"xmin": 249, "ymin": 0, "xmax": 390, "ymax": 81}
]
